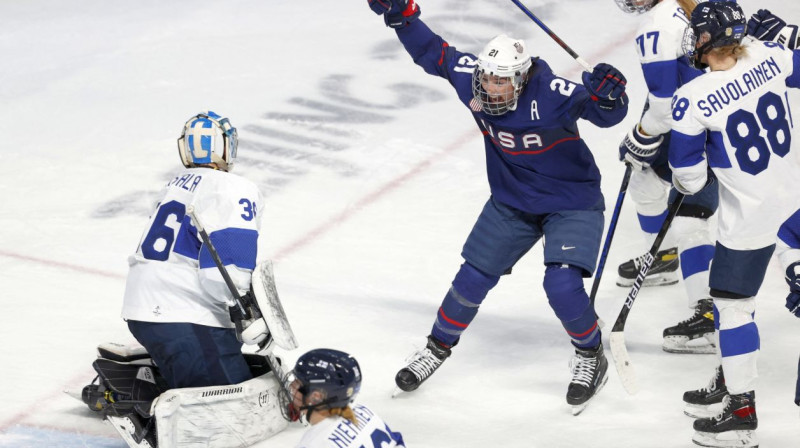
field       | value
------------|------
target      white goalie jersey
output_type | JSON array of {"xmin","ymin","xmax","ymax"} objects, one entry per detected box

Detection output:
[
  {"xmin": 122, "ymin": 167, "xmax": 263, "ymax": 328},
  {"xmin": 669, "ymin": 40, "xmax": 800, "ymax": 250}
]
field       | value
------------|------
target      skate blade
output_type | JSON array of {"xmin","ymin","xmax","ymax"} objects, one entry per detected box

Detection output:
[
  {"xmin": 692, "ymin": 429, "xmax": 758, "ymax": 448},
  {"xmin": 63, "ymin": 388, "xmax": 84, "ymax": 403},
  {"xmin": 663, "ymin": 335, "xmax": 716, "ymax": 354},
  {"xmin": 684, "ymin": 402, "xmax": 725, "ymax": 419},
  {"xmin": 570, "ymin": 374, "xmax": 609, "ymax": 416},
  {"xmin": 391, "ymin": 387, "xmax": 406, "ymax": 398},
  {"xmin": 107, "ymin": 416, "xmax": 153, "ymax": 448},
  {"xmin": 616, "ymin": 273, "xmax": 679, "ymax": 288}
]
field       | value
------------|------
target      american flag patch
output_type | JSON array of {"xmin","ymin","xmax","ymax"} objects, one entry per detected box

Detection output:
[{"xmin": 469, "ymin": 98, "xmax": 483, "ymax": 112}]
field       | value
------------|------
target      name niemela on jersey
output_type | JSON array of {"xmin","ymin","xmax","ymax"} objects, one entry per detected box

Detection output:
[
  {"xmin": 326, "ymin": 405, "xmax": 375, "ymax": 447},
  {"xmin": 697, "ymin": 56, "xmax": 782, "ymax": 117},
  {"xmin": 168, "ymin": 172, "xmax": 203, "ymax": 193}
]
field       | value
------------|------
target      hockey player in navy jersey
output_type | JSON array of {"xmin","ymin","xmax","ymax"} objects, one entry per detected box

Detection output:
[
  {"xmin": 614, "ymin": 0, "xmax": 719, "ymax": 355},
  {"xmin": 670, "ymin": 2, "xmax": 800, "ymax": 445},
  {"xmin": 367, "ymin": 0, "xmax": 628, "ymax": 413},
  {"xmin": 122, "ymin": 111, "xmax": 268, "ymax": 391}
]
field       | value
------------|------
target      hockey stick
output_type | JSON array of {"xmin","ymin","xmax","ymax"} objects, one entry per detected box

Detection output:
[
  {"xmin": 589, "ymin": 163, "xmax": 633, "ymax": 305},
  {"xmin": 609, "ymin": 192, "xmax": 685, "ymax": 394},
  {"xmin": 509, "ymin": 0, "xmax": 593, "ymax": 72},
  {"xmin": 186, "ymin": 207, "xmax": 287, "ymax": 380}
]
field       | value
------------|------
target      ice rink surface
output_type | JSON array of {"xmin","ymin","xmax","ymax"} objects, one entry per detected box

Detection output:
[{"xmin": 2, "ymin": 0, "xmax": 800, "ymax": 446}]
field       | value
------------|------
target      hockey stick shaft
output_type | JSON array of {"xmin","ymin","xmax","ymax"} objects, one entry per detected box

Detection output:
[
  {"xmin": 509, "ymin": 0, "xmax": 593, "ymax": 72},
  {"xmin": 611, "ymin": 192, "xmax": 685, "ymax": 333},
  {"xmin": 186, "ymin": 206, "xmax": 250, "ymax": 318},
  {"xmin": 589, "ymin": 163, "xmax": 633, "ymax": 304}
]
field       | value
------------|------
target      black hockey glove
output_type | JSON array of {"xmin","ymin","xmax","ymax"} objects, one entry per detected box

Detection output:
[
  {"xmin": 748, "ymin": 9, "xmax": 799, "ymax": 50},
  {"xmin": 229, "ymin": 292, "xmax": 270, "ymax": 345},
  {"xmin": 618, "ymin": 124, "xmax": 663, "ymax": 171},
  {"xmin": 785, "ymin": 261, "xmax": 800, "ymax": 318},
  {"xmin": 367, "ymin": 0, "xmax": 420, "ymax": 29},
  {"xmin": 582, "ymin": 63, "xmax": 627, "ymax": 109}
]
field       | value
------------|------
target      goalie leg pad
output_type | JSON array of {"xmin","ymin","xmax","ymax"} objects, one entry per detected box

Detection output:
[{"xmin": 151, "ymin": 372, "xmax": 289, "ymax": 448}]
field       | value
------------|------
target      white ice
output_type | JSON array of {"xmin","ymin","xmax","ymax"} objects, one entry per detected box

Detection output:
[{"xmin": 1, "ymin": 1, "xmax": 799, "ymax": 447}]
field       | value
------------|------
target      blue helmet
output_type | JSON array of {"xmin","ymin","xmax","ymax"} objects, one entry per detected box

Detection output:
[
  {"xmin": 177, "ymin": 111, "xmax": 239, "ymax": 172},
  {"xmin": 293, "ymin": 349, "xmax": 362, "ymax": 409},
  {"xmin": 684, "ymin": 1, "xmax": 746, "ymax": 68}
]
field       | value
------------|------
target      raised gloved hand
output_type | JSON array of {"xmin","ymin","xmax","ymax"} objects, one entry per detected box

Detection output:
[
  {"xmin": 785, "ymin": 261, "xmax": 800, "ymax": 318},
  {"xmin": 582, "ymin": 63, "xmax": 627, "ymax": 103},
  {"xmin": 618, "ymin": 124, "xmax": 663, "ymax": 170},
  {"xmin": 747, "ymin": 9, "xmax": 787, "ymax": 41},
  {"xmin": 367, "ymin": 0, "xmax": 420, "ymax": 28}
]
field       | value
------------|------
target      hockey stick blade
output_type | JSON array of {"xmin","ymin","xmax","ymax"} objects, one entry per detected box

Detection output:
[
  {"xmin": 609, "ymin": 330, "xmax": 639, "ymax": 394},
  {"xmin": 252, "ymin": 260, "xmax": 299, "ymax": 351}
]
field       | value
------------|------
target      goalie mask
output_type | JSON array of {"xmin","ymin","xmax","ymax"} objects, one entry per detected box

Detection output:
[
  {"xmin": 682, "ymin": 1, "xmax": 746, "ymax": 69},
  {"xmin": 613, "ymin": 0, "xmax": 658, "ymax": 14},
  {"xmin": 472, "ymin": 34, "xmax": 533, "ymax": 116},
  {"xmin": 281, "ymin": 349, "xmax": 362, "ymax": 423},
  {"xmin": 177, "ymin": 111, "xmax": 239, "ymax": 172}
]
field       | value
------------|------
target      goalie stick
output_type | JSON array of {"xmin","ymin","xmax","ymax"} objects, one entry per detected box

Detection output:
[
  {"xmin": 609, "ymin": 192, "xmax": 684, "ymax": 395},
  {"xmin": 186, "ymin": 206, "xmax": 294, "ymax": 386},
  {"xmin": 509, "ymin": 0, "xmax": 593, "ymax": 72}
]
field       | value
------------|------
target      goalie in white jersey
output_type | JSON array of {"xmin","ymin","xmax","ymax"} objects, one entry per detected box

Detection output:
[
  {"xmin": 669, "ymin": 2, "xmax": 800, "ymax": 446},
  {"xmin": 284, "ymin": 349, "xmax": 404, "ymax": 448},
  {"xmin": 122, "ymin": 110, "xmax": 268, "ymax": 390}
]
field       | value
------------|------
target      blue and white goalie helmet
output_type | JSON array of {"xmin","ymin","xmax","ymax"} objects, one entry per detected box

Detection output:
[
  {"xmin": 177, "ymin": 111, "xmax": 239, "ymax": 172},
  {"xmin": 613, "ymin": 0, "xmax": 658, "ymax": 14},
  {"xmin": 472, "ymin": 34, "xmax": 533, "ymax": 116}
]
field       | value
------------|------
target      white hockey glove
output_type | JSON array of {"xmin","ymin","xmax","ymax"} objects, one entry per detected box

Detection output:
[
  {"xmin": 229, "ymin": 292, "xmax": 270, "ymax": 346},
  {"xmin": 241, "ymin": 318, "xmax": 270, "ymax": 345},
  {"xmin": 618, "ymin": 124, "xmax": 663, "ymax": 171}
]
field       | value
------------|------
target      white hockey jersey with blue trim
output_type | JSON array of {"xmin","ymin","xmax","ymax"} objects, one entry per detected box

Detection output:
[
  {"xmin": 122, "ymin": 167, "xmax": 262, "ymax": 328},
  {"xmin": 669, "ymin": 40, "xmax": 800, "ymax": 250},
  {"xmin": 295, "ymin": 405, "xmax": 404, "ymax": 448}
]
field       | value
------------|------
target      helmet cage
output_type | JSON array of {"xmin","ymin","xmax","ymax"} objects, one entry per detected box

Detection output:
[
  {"xmin": 613, "ymin": 0, "xmax": 657, "ymax": 14},
  {"xmin": 471, "ymin": 35, "xmax": 533, "ymax": 116},
  {"xmin": 177, "ymin": 111, "xmax": 238, "ymax": 172}
]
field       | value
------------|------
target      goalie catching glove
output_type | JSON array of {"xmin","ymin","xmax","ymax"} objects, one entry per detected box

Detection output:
[
  {"xmin": 618, "ymin": 123, "xmax": 662, "ymax": 171},
  {"xmin": 229, "ymin": 291, "xmax": 270, "ymax": 346},
  {"xmin": 367, "ymin": 0, "xmax": 420, "ymax": 29}
]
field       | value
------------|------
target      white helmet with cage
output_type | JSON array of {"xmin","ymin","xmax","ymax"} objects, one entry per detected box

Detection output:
[
  {"xmin": 613, "ymin": 0, "xmax": 658, "ymax": 14},
  {"xmin": 177, "ymin": 111, "xmax": 239, "ymax": 172},
  {"xmin": 471, "ymin": 34, "xmax": 533, "ymax": 116}
]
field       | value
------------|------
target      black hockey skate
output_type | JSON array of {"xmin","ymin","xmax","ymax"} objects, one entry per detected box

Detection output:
[
  {"xmin": 567, "ymin": 344, "xmax": 609, "ymax": 416},
  {"xmin": 616, "ymin": 247, "xmax": 679, "ymax": 287},
  {"xmin": 684, "ymin": 365, "xmax": 728, "ymax": 418},
  {"xmin": 663, "ymin": 298, "xmax": 716, "ymax": 354},
  {"xmin": 393, "ymin": 336, "xmax": 452, "ymax": 396},
  {"xmin": 692, "ymin": 391, "xmax": 757, "ymax": 448}
]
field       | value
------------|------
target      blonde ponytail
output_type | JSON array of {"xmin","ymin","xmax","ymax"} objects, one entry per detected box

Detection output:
[
  {"xmin": 676, "ymin": 0, "xmax": 697, "ymax": 18},
  {"xmin": 329, "ymin": 406, "xmax": 358, "ymax": 426}
]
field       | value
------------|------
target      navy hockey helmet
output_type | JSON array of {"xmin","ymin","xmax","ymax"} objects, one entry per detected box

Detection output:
[
  {"xmin": 177, "ymin": 111, "xmax": 239, "ymax": 172},
  {"xmin": 293, "ymin": 349, "xmax": 362, "ymax": 410},
  {"xmin": 613, "ymin": 0, "xmax": 658, "ymax": 14},
  {"xmin": 683, "ymin": 1, "xmax": 746, "ymax": 68}
]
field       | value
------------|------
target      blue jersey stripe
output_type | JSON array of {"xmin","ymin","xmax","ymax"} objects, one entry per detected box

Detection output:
[
  {"xmin": 642, "ymin": 59, "xmax": 680, "ymax": 98},
  {"xmin": 707, "ymin": 131, "xmax": 733, "ymax": 168},
  {"xmin": 778, "ymin": 209, "xmax": 800, "ymax": 248},
  {"xmin": 669, "ymin": 131, "xmax": 707, "ymax": 168},
  {"xmin": 199, "ymin": 228, "xmax": 257, "ymax": 270},
  {"xmin": 680, "ymin": 244, "xmax": 714, "ymax": 278}
]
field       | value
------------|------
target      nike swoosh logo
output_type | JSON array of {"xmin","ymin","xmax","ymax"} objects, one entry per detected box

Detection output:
[{"xmin": 562, "ymin": 245, "xmax": 576, "ymax": 250}]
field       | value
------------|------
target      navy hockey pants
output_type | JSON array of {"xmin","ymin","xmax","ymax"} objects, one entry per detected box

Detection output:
[{"xmin": 128, "ymin": 320, "xmax": 252, "ymax": 389}]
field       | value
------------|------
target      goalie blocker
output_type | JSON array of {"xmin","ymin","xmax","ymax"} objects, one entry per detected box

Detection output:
[{"xmin": 77, "ymin": 342, "xmax": 289, "ymax": 448}]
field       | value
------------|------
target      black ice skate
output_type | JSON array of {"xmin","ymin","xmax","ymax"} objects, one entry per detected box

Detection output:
[
  {"xmin": 663, "ymin": 298, "xmax": 716, "ymax": 354},
  {"xmin": 692, "ymin": 391, "xmax": 757, "ymax": 448},
  {"xmin": 393, "ymin": 335, "xmax": 452, "ymax": 396},
  {"xmin": 684, "ymin": 365, "xmax": 728, "ymax": 418},
  {"xmin": 616, "ymin": 247, "xmax": 679, "ymax": 287},
  {"xmin": 567, "ymin": 344, "xmax": 609, "ymax": 416}
]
